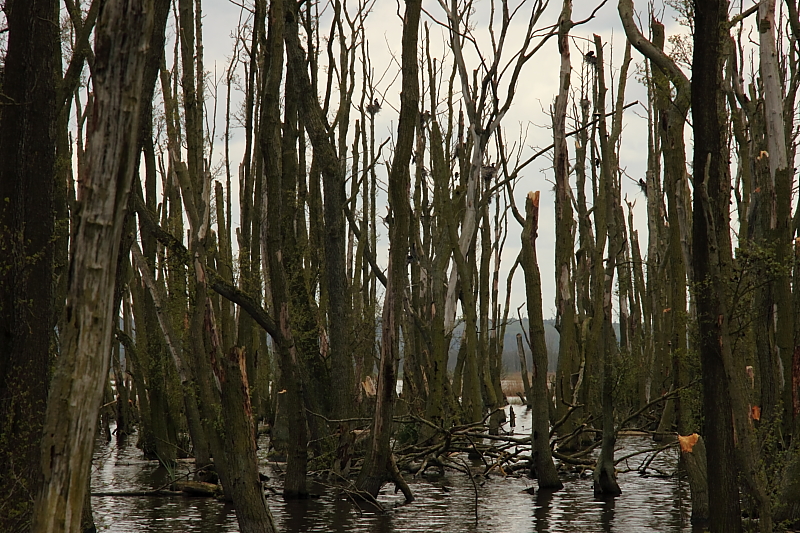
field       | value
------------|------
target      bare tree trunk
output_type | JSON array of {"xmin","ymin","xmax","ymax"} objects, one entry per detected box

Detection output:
[
  {"xmin": 618, "ymin": 2, "xmax": 707, "ymax": 518},
  {"xmin": 552, "ymin": 0, "xmax": 581, "ymax": 449},
  {"xmin": 591, "ymin": 34, "xmax": 621, "ymax": 498},
  {"xmin": 426, "ymin": 69, "xmax": 457, "ymax": 430},
  {"xmin": 167, "ymin": 3, "xmax": 278, "ymax": 528},
  {"xmin": 775, "ymin": 238, "xmax": 800, "ymax": 522},
  {"xmin": 479, "ymin": 204, "xmax": 502, "ymax": 434},
  {"xmin": 284, "ymin": 1, "xmax": 357, "ymax": 424},
  {"xmin": 405, "ymin": 116, "xmax": 430, "ymax": 416},
  {"xmin": 355, "ymin": 0, "xmax": 420, "ymax": 501},
  {"xmin": 130, "ymin": 242, "xmax": 206, "ymax": 472},
  {"xmin": 137, "ymin": 113, "xmax": 178, "ymax": 465},
  {"xmin": 170, "ymin": 0, "xmax": 234, "ymax": 497},
  {"xmin": 321, "ymin": 22, "xmax": 354, "ymax": 425},
  {"xmin": 0, "ymin": 0, "xmax": 58, "ymax": 529},
  {"xmin": 133, "ymin": 0, "xmax": 177, "ymax": 465},
  {"xmin": 516, "ymin": 334, "xmax": 534, "ymax": 409},
  {"xmin": 521, "ymin": 192, "xmax": 563, "ymax": 491},
  {"xmin": 262, "ymin": 0, "xmax": 310, "ymax": 499},
  {"xmin": 217, "ymin": 344, "xmax": 277, "ymax": 533},
  {"xmin": 31, "ymin": 2, "xmax": 158, "ymax": 530},
  {"xmin": 759, "ymin": 0, "xmax": 795, "ymax": 437},
  {"xmin": 691, "ymin": 1, "xmax": 742, "ymax": 530},
  {"xmin": 679, "ymin": 435, "xmax": 710, "ymax": 525}
]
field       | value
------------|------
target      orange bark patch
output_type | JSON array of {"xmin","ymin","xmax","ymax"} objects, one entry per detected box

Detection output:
[{"xmin": 678, "ymin": 433, "xmax": 700, "ymax": 453}]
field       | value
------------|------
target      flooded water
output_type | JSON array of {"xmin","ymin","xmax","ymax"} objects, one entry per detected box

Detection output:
[{"xmin": 91, "ymin": 405, "xmax": 700, "ymax": 533}]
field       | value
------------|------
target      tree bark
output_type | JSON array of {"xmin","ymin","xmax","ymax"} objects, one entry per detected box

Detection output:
[
  {"xmin": 691, "ymin": 1, "xmax": 743, "ymax": 530},
  {"xmin": 521, "ymin": 192, "xmax": 563, "ymax": 491},
  {"xmin": 355, "ymin": 0, "xmax": 421, "ymax": 501},
  {"xmin": 217, "ymin": 346, "xmax": 278, "ymax": 533},
  {"xmin": 0, "ymin": 0, "xmax": 59, "ymax": 529},
  {"xmin": 680, "ymin": 435, "xmax": 710, "ymax": 527},
  {"xmin": 31, "ymin": 1, "xmax": 158, "ymax": 531},
  {"xmin": 552, "ymin": 0, "xmax": 582, "ymax": 449}
]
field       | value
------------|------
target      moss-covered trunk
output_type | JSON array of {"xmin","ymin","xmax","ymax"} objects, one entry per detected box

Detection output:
[
  {"xmin": 521, "ymin": 192, "xmax": 563, "ymax": 491},
  {"xmin": 0, "ymin": 0, "xmax": 58, "ymax": 527},
  {"xmin": 355, "ymin": 0, "xmax": 420, "ymax": 500}
]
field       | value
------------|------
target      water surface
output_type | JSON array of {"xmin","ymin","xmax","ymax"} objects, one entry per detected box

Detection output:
[{"xmin": 91, "ymin": 406, "xmax": 698, "ymax": 532}]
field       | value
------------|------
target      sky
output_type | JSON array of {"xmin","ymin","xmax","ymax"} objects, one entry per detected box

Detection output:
[{"xmin": 168, "ymin": 0, "xmax": 689, "ymax": 321}]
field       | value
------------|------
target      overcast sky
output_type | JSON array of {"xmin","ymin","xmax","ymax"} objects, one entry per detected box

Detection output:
[{"xmin": 176, "ymin": 0, "xmax": 691, "ymax": 321}]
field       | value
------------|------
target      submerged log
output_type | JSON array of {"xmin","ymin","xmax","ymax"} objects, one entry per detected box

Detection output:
[
  {"xmin": 92, "ymin": 481, "xmax": 221, "ymax": 498},
  {"xmin": 91, "ymin": 490, "xmax": 183, "ymax": 497},
  {"xmin": 172, "ymin": 481, "xmax": 222, "ymax": 497}
]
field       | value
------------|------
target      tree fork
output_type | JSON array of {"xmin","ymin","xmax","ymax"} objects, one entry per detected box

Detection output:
[{"xmin": 591, "ymin": 33, "xmax": 622, "ymax": 498}]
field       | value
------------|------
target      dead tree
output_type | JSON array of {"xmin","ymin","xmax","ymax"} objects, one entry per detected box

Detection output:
[
  {"xmin": 691, "ymin": 1, "xmax": 744, "ymax": 530},
  {"xmin": 521, "ymin": 192, "xmax": 563, "ymax": 491},
  {"xmin": 0, "ymin": 0, "xmax": 59, "ymax": 528},
  {"xmin": 552, "ymin": 0, "xmax": 582, "ymax": 449},
  {"xmin": 590, "ymin": 34, "xmax": 622, "ymax": 498},
  {"xmin": 355, "ymin": 0, "xmax": 421, "ymax": 501},
  {"xmin": 31, "ymin": 1, "xmax": 160, "ymax": 531}
]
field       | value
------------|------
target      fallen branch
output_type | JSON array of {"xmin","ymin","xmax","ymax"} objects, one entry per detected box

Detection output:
[
  {"xmin": 614, "ymin": 441, "xmax": 678, "ymax": 467},
  {"xmin": 616, "ymin": 379, "xmax": 699, "ymax": 430},
  {"xmin": 552, "ymin": 450, "xmax": 595, "ymax": 466},
  {"xmin": 132, "ymin": 186, "xmax": 283, "ymax": 343}
]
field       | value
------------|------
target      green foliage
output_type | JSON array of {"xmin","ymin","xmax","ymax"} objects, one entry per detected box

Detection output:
[
  {"xmin": 729, "ymin": 241, "xmax": 794, "ymax": 324},
  {"xmin": 665, "ymin": 0, "xmax": 694, "ymax": 30}
]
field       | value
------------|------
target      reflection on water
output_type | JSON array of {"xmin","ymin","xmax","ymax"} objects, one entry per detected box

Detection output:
[
  {"xmin": 91, "ymin": 406, "xmax": 701, "ymax": 532},
  {"xmin": 90, "ymin": 440, "xmax": 239, "ymax": 533}
]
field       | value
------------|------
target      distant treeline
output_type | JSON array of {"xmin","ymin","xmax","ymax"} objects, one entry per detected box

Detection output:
[{"xmin": 441, "ymin": 318, "xmax": 559, "ymax": 373}]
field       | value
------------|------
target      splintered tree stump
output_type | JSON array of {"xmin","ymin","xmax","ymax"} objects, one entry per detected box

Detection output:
[{"xmin": 679, "ymin": 434, "xmax": 709, "ymax": 526}]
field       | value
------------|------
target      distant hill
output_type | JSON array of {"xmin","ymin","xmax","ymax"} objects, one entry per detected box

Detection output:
[{"xmin": 445, "ymin": 318, "xmax": 560, "ymax": 373}]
